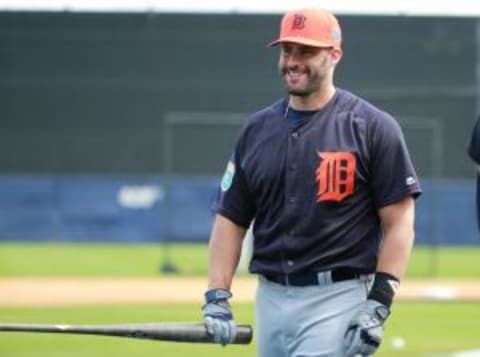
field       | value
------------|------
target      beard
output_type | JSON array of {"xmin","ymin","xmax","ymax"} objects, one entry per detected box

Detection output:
[
  {"xmin": 282, "ymin": 69, "xmax": 323, "ymax": 97},
  {"xmin": 280, "ymin": 57, "xmax": 329, "ymax": 97}
]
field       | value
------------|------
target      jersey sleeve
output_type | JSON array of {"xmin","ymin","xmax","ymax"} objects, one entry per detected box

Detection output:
[
  {"xmin": 468, "ymin": 116, "xmax": 480, "ymax": 164},
  {"xmin": 210, "ymin": 130, "xmax": 256, "ymax": 229},
  {"xmin": 369, "ymin": 114, "xmax": 422, "ymax": 208}
]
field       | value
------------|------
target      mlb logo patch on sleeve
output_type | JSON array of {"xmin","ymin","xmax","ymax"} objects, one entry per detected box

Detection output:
[{"xmin": 221, "ymin": 161, "xmax": 235, "ymax": 191}]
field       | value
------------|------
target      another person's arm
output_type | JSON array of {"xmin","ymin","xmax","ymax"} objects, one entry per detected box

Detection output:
[{"xmin": 468, "ymin": 116, "xmax": 480, "ymax": 167}]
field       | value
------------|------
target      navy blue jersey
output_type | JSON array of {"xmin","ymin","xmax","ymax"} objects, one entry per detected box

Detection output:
[
  {"xmin": 212, "ymin": 88, "xmax": 422, "ymax": 275},
  {"xmin": 468, "ymin": 116, "xmax": 480, "ymax": 230}
]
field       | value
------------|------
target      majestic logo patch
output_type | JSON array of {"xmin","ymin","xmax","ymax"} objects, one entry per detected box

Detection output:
[
  {"xmin": 292, "ymin": 14, "xmax": 306, "ymax": 30},
  {"xmin": 406, "ymin": 176, "xmax": 416, "ymax": 186},
  {"xmin": 221, "ymin": 161, "xmax": 235, "ymax": 192},
  {"xmin": 315, "ymin": 152, "xmax": 356, "ymax": 202}
]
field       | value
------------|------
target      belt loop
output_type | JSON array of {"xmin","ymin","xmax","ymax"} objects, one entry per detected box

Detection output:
[
  {"xmin": 326, "ymin": 270, "xmax": 333, "ymax": 285},
  {"xmin": 317, "ymin": 271, "xmax": 333, "ymax": 285},
  {"xmin": 359, "ymin": 273, "xmax": 373, "ymax": 282},
  {"xmin": 327, "ymin": 270, "xmax": 333, "ymax": 284}
]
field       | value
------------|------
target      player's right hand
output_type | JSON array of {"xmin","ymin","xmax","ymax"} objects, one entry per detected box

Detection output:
[{"xmin": 202, "ymin": 288, "xmax": 236, "ymax": 345}]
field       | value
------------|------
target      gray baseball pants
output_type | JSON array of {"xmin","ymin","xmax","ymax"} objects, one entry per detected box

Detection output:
[{"xmin": 255, "ymin": 273, "xmax": 371, "ymax": 357}]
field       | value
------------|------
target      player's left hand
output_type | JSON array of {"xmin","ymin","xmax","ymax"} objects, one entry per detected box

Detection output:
[{"xmin": 343, "ymin": 299, "xmax": 390, "ymax": 356}]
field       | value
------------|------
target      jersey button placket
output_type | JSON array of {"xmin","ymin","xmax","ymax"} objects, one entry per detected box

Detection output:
[
  {"xmin": 289, "ymin": 131, "xmax": 299, "ymax": 174},
  {"xmin": 285, "ymin": 129, "xmax": 300, "ymax": 275}
]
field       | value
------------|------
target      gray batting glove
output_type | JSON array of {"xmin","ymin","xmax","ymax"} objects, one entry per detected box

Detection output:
[
  {"xmin": 344, "ymin": 299, "xmax": 390, "ymax": 356},
  {"xmin": 202, "ymin": 289, "xmax": 236, "ymax": 345}
]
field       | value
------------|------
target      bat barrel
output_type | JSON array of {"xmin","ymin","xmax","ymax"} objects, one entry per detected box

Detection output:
[{"xmin": 0, "ymin": 322, "xmax": 253, "ymax": 345}]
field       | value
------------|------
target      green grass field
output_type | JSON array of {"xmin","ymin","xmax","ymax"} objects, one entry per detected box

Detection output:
[
  {"xmin": 0, "ymin": 242, "xmax": 479, "ymax": 356},
  {"xmin": 0, "ymin": 242, "xmax": 479, "ymax": 277},
  {"xmin": 0, "ymin": 302, "xmax": 479, "ymax": 357}
]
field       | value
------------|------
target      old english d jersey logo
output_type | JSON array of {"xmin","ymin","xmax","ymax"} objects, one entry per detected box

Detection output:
[{"xmin": 315, "ymin": 152, "xmax": 356, "ymax": 202}]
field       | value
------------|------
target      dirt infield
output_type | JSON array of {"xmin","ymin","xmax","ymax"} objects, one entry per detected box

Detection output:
[{"xmin": 1, "ymin": 277, "xmax": 480, "ymax": 307}]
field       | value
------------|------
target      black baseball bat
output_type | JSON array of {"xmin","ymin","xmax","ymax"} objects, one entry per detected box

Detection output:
[{"xmin": 0, "ymin": 322, "xmax": 253, "ymax": 344}]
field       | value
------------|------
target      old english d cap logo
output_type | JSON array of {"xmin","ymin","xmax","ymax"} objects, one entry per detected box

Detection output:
[
  {"xmin": 268, "ymin": 7, "xmax": 342, "ymax": 49},
  {"xmin": 292, "ymin": 14, "xmax": 306, "ymax": 30}
]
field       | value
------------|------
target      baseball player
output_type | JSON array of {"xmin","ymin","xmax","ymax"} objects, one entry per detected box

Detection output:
[
  {"xmin": 468, "ymin": 115, "xmax": 480, "ymax": 231},
  {"xmin": 202, "ymin": 7, "xmax": 422, "ymax": 357}
]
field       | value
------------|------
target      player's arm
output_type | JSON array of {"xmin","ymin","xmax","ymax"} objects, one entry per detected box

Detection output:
[
  {"xmin": 202, "ymin": 214, "xmax": 246, "ymax": 345},
  {"xmin": 207, "ymin": 214, "xmax": 246, "ymax": 290},
  {"xmin": 365, "ymin": 195, "xmax": 415, "ymax": 309},
  {"xmin": 376, "ymin": 195, "xmax": 415, "ymax": 281},
  {"xmin": 344, "ymin": 196, "xmax": 415, "ymax": 356}
]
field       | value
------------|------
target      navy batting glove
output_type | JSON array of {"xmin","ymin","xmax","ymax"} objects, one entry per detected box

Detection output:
[
  {"xmin": 343, "ymin": 299, "xmax": 390, "ymax": 356},
  {"xmin": 202, "ymin": 289, "xmax": 236, "ymax": 345}
]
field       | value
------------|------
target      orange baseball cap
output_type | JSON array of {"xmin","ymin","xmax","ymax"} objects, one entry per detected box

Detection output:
[{"xmin": 268, "ymin": 7, "xmax": 342, "ymax": 49}]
